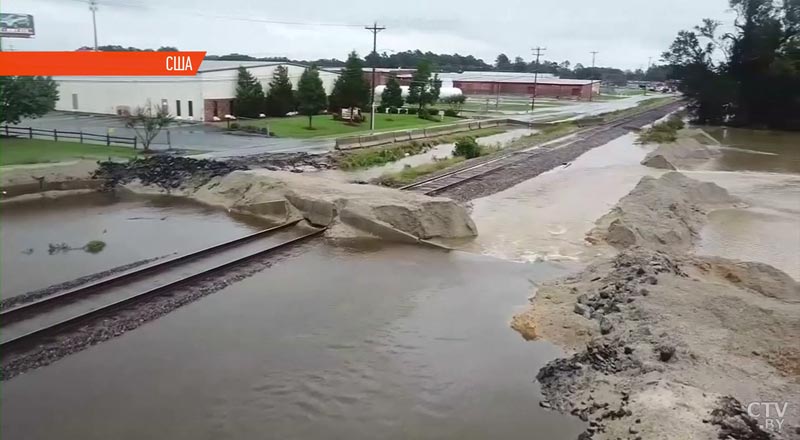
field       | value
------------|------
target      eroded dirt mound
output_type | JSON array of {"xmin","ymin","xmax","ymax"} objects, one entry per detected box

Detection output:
[
  {"xmin": 589, "ymin": 172, "xmax": 739, "ymax": 252},
  {"xmin": 641, "ymin": 136, "xmax": 722, "ymax": 170},
  {"xmin": 162, "ymin": 170, "xmax": 478, "ymax": 242},
  {"xmin": 225, "ymin": 152, "xmax": 334, "ymax": 172}
]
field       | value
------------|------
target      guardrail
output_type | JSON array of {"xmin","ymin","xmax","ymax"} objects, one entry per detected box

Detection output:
[
  {"xmin": 334, "ymin": 118, "xmax": 531, "ymax": 150},
  {"xmin": 1, "ymin": 125, "xmax": 138, "ymax": 148}
]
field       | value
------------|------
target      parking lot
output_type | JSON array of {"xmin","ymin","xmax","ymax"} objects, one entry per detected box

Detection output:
[{"xmin": 14, "ymin": 112, "xmax": 334, "ymax": 156}]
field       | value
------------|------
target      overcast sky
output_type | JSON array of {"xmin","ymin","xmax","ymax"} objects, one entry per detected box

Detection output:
[{"xmin": 6, "ymin": 0, "xmax": 734, "ymax": 70}]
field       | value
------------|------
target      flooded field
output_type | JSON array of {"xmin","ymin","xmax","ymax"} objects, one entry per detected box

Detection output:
[
  {"xmin": 0, "ymin": 193, "xmax": 268, "ymax": 297},
  {"xmin": 1, "ymin": 241, "xmax": 585, "ymax": 440},
  {"xmin": 322, "ymin": 128, "xmax": 536, "ymax": 182},
  {"xmin": 461, "ymin": 133, "xmax": 659, "ymax": 263}
]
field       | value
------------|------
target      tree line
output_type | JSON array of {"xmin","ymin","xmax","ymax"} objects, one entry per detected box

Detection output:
[
  {"xmin": 234, "ymin": 52, "xmax": 448, "ymax": 128},
  {"xmin": 663, "ymin": 0, "xmax": 799, "ymax": 130}
]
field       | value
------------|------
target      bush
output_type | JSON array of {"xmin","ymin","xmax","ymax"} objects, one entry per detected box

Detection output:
[
  {"xmin": 229, "ymin": 122, "xmax": 240, "ymax": 129},
  {"xmin": 388, "ymin": 106, "xmax": 399, "ymax": 114},
  {"xmin": 427, "ymin": 107, "xmax": 440, "ymax": 115},
  {"xmin": 407, "ymin": 107, "xmax": 418, "ymax": 115},
  {"xmin": 452, "ymin": 137, "xmax": 481, "ymax": 159},
  {"xmin": 418, "ymin": 108, "xmax": 430, "ymax": 120},
  {"xmin": 376, "ymin": 106, "xmax": 387, "ymax": 113},
  {"xmin": 444, "ymin": 109, "xmax": 459, "ymax": 117}
]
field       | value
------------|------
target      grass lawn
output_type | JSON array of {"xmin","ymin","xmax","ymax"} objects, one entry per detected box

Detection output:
[
  {"xmin": 235, "ymin": 114, "xmax": 461, "ymax": 139},
  {"xmin": 0, "ymin": 138, "xmax": 137, "ymax": 166}
]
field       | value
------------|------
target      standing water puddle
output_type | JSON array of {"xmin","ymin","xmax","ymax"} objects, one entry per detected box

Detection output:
[
  {"xmin": 1, "ymin": 241, "xmax": 585, "ymax": 439},
  {"xmin": 0, "ymin": 192, "xmax": 269, "ymax": 298},
  {"xmin": 322, "ymin": 128, "xmax": 537, "ymax": 182}
]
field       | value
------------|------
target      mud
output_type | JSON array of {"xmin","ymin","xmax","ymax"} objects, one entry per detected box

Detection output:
[{"xmin": 514, "ymin": 169, "xmax": 800, "ymax": 439}]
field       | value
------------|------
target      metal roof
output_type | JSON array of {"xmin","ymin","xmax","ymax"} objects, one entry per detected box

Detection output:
[
  {"xmin": 439, "ymin": 71, "xmax": 596, "ymax": 85},
  {"xmin": 197, "ymin": 60, "xmax": 339, "ymax": 74}
]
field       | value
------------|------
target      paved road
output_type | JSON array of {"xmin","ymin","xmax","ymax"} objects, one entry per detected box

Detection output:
[{"xmin": 16, "ymin": 112, "xmax": 334, "ymax": 155}]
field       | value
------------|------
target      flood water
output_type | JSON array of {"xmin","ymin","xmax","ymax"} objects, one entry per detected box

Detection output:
[
  {"xmin": 0, "ymin": 193, "xmax": 268, "ymax": 297},
  {"xmin": 322, "ymin": 128, "xmax": 537, "ymax": 182},
  {"xmin": 1, "ymin": 241, "xmax": 585, "ymax": 440},
  {"xmin": 689, "ymin": 127, "xmax": 800, "ymax": 279},
  {"xmin": 461, "ymin": 133, "xmax": 660, "ymax": 263}
]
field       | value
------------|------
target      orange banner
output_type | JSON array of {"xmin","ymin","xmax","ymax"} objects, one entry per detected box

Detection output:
[{"xmin": 0, "ymin": 51, "xmax": 207, "ymax": 76}]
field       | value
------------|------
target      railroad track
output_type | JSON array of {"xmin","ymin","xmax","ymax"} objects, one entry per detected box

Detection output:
[
  {"xmin": 1, "ymin": 220, "xmax": 324, "ymax": 355},
  {"xmin": 401, "ymin": 100, "xmax": 684, "ymax": 196}
]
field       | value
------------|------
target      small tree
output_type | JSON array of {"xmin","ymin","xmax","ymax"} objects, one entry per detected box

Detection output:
[
  {"xmin": 381, "ymin": 75, "xmax": 404, "ymax": 108},
  {"xmin": 407, "ymin": 60, "xmax": 441, "ymax": 114},
  {"xmin": 0, "ymin": 76, "xmax": 59, "ymax": 125},
  {"xmin": 442, "ymin": 95, "xmax": 466, "ymax": 114},
  {"xmin": 233, "ymin": 66, "xmax": 265, "ymax": 118},
  {"xmin": 452, "ymin": 137, "xmax": 481, "ymax": 159},
  {"xmin": 296, "ymin": 66, "xmax": 327, "ymax": 129},
  {"xmin": 329, "ymin": 51, "xmax": 370, "ymax": 122},
  {"xmin": 125, "ymin": 102, "xmax": 174, "ymax": 152},
  {"xmin": 264, "ymin": 65, "xmax": 295, "ymax": 117}
]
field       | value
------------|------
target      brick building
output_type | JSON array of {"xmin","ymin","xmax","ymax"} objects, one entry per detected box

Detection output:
[{"xmin": 442, "ymin": 71, "xmax": 599, "ymax": 100}]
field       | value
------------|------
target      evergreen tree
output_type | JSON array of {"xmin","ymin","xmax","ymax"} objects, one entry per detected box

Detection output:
[
  {"xmin": 380, "ymin": 76, "xmax": 404, "ymax": 108},
  {"xmin": 407, "ymin": 60, "xmax": 441, "ymax": 112},
  {"xmin": 495, "ymin": 54, "xmax": 511, "ymax": 71},
  {"xmin": 264, "ymin": 65, "xmax": 295, "ymax": 117},
  {"xmin": 330, "ymin": 51, "xmax": 370, "ymax": 121},
  {"xmin": 407, "ymin": 59, "xmax": 432, "ymax": 110},
  {"xmin": 233, "ymin": 67, "xmax": 265, "ymax": 118},
  {"xmin": 296, "ymin": 66, "xmax": 328, "ymax": 129}
]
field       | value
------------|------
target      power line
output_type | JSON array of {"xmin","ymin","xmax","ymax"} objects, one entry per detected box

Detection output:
[
  {"xmin": 530, "ymin": 46, "xmax": 546, "ymax": 111},
  {"xmin": 365, "ymin": 22, "xmax": 386, "ymax": 132}
]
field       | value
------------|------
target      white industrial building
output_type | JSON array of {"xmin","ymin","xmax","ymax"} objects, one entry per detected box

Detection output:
[{"xmin": 53, "ymin": 61, "xmax": 339, "ymax": 122}]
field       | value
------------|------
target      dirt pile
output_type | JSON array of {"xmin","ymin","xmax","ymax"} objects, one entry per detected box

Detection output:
[
  {"xmin": 514, "ymin": 170, "xmax": 800, "ymax": 439},
  {"xmin": 94, "ymin": 156, "xmax": 247, "ymax": 191},
  {"xmin": 125, "ymin": 169, "xmax": 478, "ymax": 243},
  {"xmin": 641, "ymin": 135, "xmax": 722, "ymax": 170},
  {"xmin": 588, "ymin": 172, "xmax": 739, "ymax": 252}
]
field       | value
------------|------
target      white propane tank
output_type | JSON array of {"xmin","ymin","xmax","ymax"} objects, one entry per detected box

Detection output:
[{"xmin": 374, "ymin": 85, "xmax": 462, "ymax": 100}]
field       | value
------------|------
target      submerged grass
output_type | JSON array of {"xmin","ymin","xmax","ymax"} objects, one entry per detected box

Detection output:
[
  {"xmin": 637, "ymin": 114, "xmax": 686, "ymax": 144},
  {"xmin": 334, "ymin": 127, "xmax": 506, "ymax": 170}
]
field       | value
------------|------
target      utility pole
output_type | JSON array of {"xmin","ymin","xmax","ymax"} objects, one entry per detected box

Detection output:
[
  {"xmin": 89, "ymin": 0, "xmax": 99, "ymax": 51},
  {"xmin": 590, "ymin": 51, "xmax": 599, "ymax": 101},
  {"xmin": 365, "ymin": 21, "xmax": 385, "ymax": 132},
  {"xmin": 530, "ymin": 46, "xmax": 546, "ymax": 111},
  {"xmin": 644, "ymin": 56, "xmax": 653, "ymax": 96}
]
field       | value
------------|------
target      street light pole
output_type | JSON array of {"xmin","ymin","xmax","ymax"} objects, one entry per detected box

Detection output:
[
  {"xmin": 590, "ymin": 51, "xmax": 598, "ymax": 101},
  {"xmin": 365, "ymin": 22, "xmax": 385, "ymax": 132},
  {"xmin": 89, "ymin": 0, "xmax": 99, "ymax": 51}
]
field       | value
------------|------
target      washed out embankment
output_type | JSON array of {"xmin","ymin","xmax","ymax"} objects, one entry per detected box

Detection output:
[
  {"xmin": 513, "ymin": 170, "xmax": 800, "ymax": 439},
  {"xmin": 94, "ymin": 157, "xmax": 478, "ymax": 244}
]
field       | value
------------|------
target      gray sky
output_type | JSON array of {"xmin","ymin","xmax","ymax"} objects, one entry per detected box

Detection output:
[{"xmin": 6, "ymin": 0, "xmax": 733, "ymax": 70}]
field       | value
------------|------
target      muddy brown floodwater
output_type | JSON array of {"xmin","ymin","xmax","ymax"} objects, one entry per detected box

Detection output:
[
  {"xmin": 0, "ymin": 192, "xmax": 269, "ymax": 297},
  {"xmin": 1, "ymin": 241, "xmax": 586, "ymax": 440},
  {"xmin": 688, "ymin": 127, "xmax": 800, "ymax": 279}
]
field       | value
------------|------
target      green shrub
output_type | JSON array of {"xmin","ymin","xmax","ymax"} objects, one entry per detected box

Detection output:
[
  {"xmin": 84, "ymin": 240, "xmax": 106, "ymax": 254},
  {"xmin": 427, "ymin": 107, "xmax": 440, "ymax": 115},
  {"xmin": 388, "ymin": 106, "xmax": 399, "ymax": 114},
  {"xmin": 453, "ymin": 137, "xmax": 482, "ymax": 159},
  {"xmin": 443, "ymin": 109, "xmax": 459, "ymax": 117},
  {"xmin": 418, "ymin": 108, "xmax": 430, "ymax": 120},
  {"xmin": 229, "ymin": 122, "xmax": 240, "ymax": 129},
  {"xmin": 407, "ymin": 107, "xmax": 418, "ymax": 115}
]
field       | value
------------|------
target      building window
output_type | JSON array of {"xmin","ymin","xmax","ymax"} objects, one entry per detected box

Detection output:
[
  {"xmin": 176, "ymin": 100, "xmax": 181, "ymax": 116},
  {"xmin": 213, "ymin": 100, "xmax": 218, "ymax": 117},
  {"xmin": 188, "ymin": 100, "xmax": 193, "ymax": 117},
  {"xmin": 160, "ymin": 99, "xmax": 169, "ymax": 113},
  {"xmin": 72, "ymin": 93, "xmax": 78, "ymax": 110}
]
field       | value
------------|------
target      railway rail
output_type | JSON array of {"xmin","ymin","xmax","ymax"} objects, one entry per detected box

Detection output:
[
  {"xmin": 401, "ymin": 100, "xmax": 684, "ymax": 196},
  {"xmin": 1, "ymin": 220, "xmax": 324, "ymax": 355}
]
